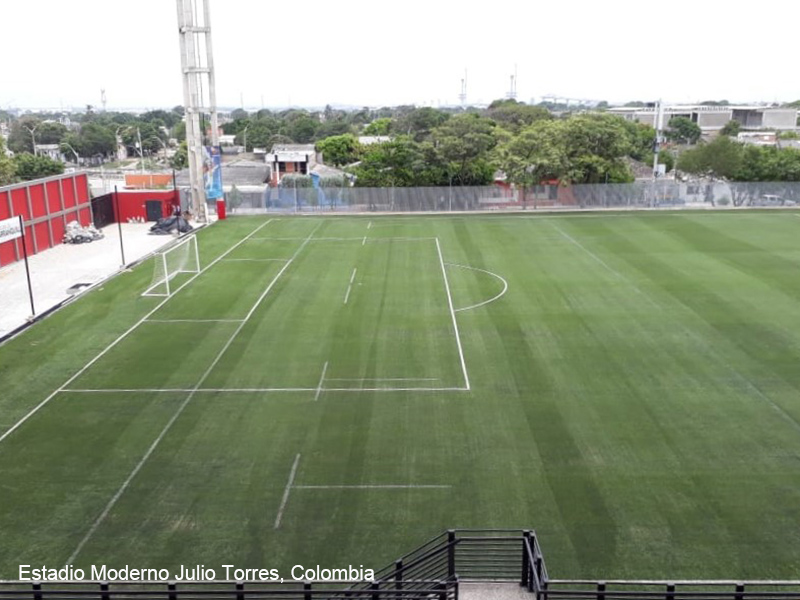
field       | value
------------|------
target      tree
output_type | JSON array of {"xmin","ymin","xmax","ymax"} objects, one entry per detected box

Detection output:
[
  {"xmin": 486, "ymin": 99, "xmax": 551, "ymax": 134},
  {"xmin": 13, "ymin": 153, "xmax": 64, "ymax": 180},
  {"xmin": 284, "ymin": 114, "xmax": 318, "ymax": 143},
  {"xmin": 316, "ymin": 134, "xmax": 362, "ymax": 166},
  {"xmin": 719, "ymin": 120, "xmax": 741, "ymax": 137},
  {"xmin": 37, "ymin": 122, "xmax": 68, "ymax": 145},
  {"xmin": 561, "ymin": 115, "xmax": 634, "ymax": 183},
  {"xmin": 0, "ymin": 137, "xmax": 16, "ymax": 185},
  {"xmin": 7, "ymin": 118, "xmax": 40, "ymax": 153},
  {"xmin": 76, "ymin": 122, "xmax": 116, "ymax": 157},
  {"xmin": 352, "ymin": 137, "xmax": 426, "ymax": 187},
  {"xmin": 666, "ymin": 117, "xmax": 702, "ymax": 145},
  {"xmin": 171, "ymin": 141, "xmax": 188, "ymax": 169},
  {"xmin": 495, "ymin": 120, "xmax": 569, "ymax": 191},
  {"xmin": 677, "ymin": 136, "xmax": 743, "ymax": 179},
  {"xmin": 432, "ymin": 113, "xmax": 498, "ymax": 186},
  {"xmin": 363, "ymin": 118, "xmax": 392, "ymax": 136},
  {"xmin": 395, "ymin": 107, "xmax": 449, "ymax": 141}
]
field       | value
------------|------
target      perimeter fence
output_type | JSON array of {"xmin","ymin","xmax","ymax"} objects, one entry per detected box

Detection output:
[{"xmin": 222, "ymin": 181, "xmax": 800, "ymax": 214}]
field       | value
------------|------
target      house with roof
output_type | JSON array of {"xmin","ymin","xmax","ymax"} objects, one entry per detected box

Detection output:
[{"xmin": 267, "ymin": 144, "xmax": 319, "ymax": 186}]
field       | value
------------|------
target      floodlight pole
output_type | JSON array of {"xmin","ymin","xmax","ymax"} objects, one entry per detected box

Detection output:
[{"xmin": 176, "ymin": 0, "xmax": 220, "ymax": 223}]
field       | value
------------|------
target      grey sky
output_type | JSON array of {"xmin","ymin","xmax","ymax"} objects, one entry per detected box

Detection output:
[{"xmin": 3, "ymin": 0, "xmax": 798, "ymax": 110}]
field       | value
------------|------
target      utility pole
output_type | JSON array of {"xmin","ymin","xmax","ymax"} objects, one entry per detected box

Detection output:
[
  {"xmin": 652, "ymin": 99, "xmax": 664, "ymax": 180},
  {"xmin": 176, "ymin": 0, "xmax": 219, "ymax": 222}
]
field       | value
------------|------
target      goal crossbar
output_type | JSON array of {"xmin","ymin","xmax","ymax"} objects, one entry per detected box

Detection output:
[{"xmin": 142, "ymin": 235, "xmax": 200, "ymax": 297}]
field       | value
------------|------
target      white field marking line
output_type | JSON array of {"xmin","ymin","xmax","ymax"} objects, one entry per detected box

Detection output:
[
  {"xmin": 248, "ymin": 236, "xmax": 361, "ymax": 241},
  {"xmin": 314, "ymin": 362, "xmax": 329, "ymax": 402},
  {"xmin": 435, "ymin": 238, "xmax": 471, "ymax": 391},
  {"xmin": 274, "ymin": 453, "xmax": 301, "ymax": 529},
  {"xmin": 362, "ymin": 236, "xmax": 366, "ymax": 246},
  {"xmin": 67, "ymin": 222, "xmax": 323, "ymax": 562},
  {"xmin": 445, "ymin": 262, "xmax": 509, "ymax": 313},
  {"xmin": 367, "ymin": 221, "xmax": 372, "ymax": 229},
  {"xmin": 219, "ymin": 258, "xmax": 289, "ymax": 262},
  {"xmin": 61, "ymin": 386, "xmax": 465, "ymax": 394},
  {"xmin": 325, "ymin": 377, "xmax": 440, "ymax": 382},
  {"xmin": 343, "ymin": 267, "xmax": 357, "ymax": 304},
  {"xmin": 0, "ymin": 218, "xmax": 275, "ymax": 447},
  {"xmin": 548, "ymin": 219, "xmax": 800, "ymax": 436},
  {"xmin": 293, "ymin": 484, "xmax": 451, "ymax": 490},
  {"xmin": 145, "ymin": 319, "xmax": 245, "ymax": 323}
]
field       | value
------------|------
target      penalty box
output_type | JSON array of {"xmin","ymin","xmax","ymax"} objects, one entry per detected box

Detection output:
[
  {"xmin": 200, "ymin": 236, "xmax": 470, "ymax": 393},
  {"xmin": 67, "ymin": 236, "xmax": 469, "ymax": 395}
]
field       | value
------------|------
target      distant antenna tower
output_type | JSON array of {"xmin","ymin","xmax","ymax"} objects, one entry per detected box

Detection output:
[
  {"xmin": 101, "ymin": 89, "xmax": 107, "ymax": 112},
  {"xmin": 458, "ymin": 69, "xmax": 467, "ymax": 106},
  {"xmin": 176, "ymin": 0, "xmax": 220, "ymax": 223},
  {"xmin": 506, "ymin": 65, "xmax": 518, "ymax": 100}
]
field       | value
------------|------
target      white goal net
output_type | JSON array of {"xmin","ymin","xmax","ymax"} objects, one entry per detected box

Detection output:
[{"xmin": 142, "ymin": 235, "xmax": 200, "ymax": 297}]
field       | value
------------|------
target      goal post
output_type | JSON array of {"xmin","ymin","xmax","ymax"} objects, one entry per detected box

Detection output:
[{"xmin": 142, "ymin": 235, "xmax": 200, "ymax": 297}]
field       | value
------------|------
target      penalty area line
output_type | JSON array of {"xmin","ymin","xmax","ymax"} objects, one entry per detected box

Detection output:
[{"xmin": 274, "ymin": 453, "xmax": 301, "ymax": 529}]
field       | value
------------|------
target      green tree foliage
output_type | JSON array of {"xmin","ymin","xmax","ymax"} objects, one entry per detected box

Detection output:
[
  {"xmin": 677, "ymin": 136, "xmax": 743, "ymax": 178},
  {"xmin": 432, "ymin": 113, "xmax": 498, "ymax": 185},
  {"xmin": 719, "ymin": 120, "xmax": 741, "ymax": 137},
  {"xmin": 394, "ymin": 107, "xmax": 449, "ymax": 141},
  {"xmin": 76, "ymin": 122, "xmax": 116, "ymax": 157},
  {"xmin": 13, "ymin": 153, "xmax": 64, "ymax": 180},
  {"xmin": 666, "ymin": 117, "xmax": 702, "ymax": 145},
  {"xmin": 561, "ymin": 115, "xmax": 634, "ymax": 183},
  {"xmin": 352, "ymin": 137, "xmax": 429, "ymax": 187},
  {"xmin": 280, "ymin": 174, "xmax": 313, "ymax": 188},
  {"xmin": 0, "ymin": 137, "xmax": 17, "ymax": 185},
  {"xmin": 37, "ymin": 122, "xmax": 68, "ymax": 145},
  {"xmin": 171, "ymin": 141, "xmax": 188, "ymax": 169},
  {"xmin": 363, "ymin": 118, "xmax": 392, "ymax": 136},
  {"xmin": 316, "ymin": 134, "xmax": 362, "ymax": 166},
  {"xmin": 620, "ymin": 120, "xmax": 656, "ymax": 163},
  {"xmin": 495, "ymin": 114, "xmax": 635, "ymax": 186},
  {"xmin": 7, "ymin": 118, "xmax": 40, "ymax": 153},
  {"xmin": 495, "ymin": 120, "xmax": 569, "ymax": 190},
  {"xmin": 486, "ymin": 99, "xmax": 551, "ymax": 134}
]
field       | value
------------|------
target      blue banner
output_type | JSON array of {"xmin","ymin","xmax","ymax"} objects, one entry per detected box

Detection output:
[{"xmin": 204, "ymin": 146, "xmax": 223, "ymax": 200}]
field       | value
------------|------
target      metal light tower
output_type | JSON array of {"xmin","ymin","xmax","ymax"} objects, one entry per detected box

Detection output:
[{"xmin": 176, "ymin": 0, "xmax": 220, "ymax": 223}]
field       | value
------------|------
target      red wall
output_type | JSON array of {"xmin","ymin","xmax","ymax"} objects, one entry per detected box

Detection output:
[
  {"xmin": 112, "ymin": 190, "xmax": 180, "ymax": 222},
  {"xmin": 0, "ymin": 173, "xmax": 91, "ymax": 267}
]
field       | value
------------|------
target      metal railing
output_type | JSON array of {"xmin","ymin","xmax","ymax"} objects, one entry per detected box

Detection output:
[
  {"xmin": 5, "ymin": 530, "xmax": 800, "ymax": 600},
  {"xmin": 0, "ymin": 580, "xmax": 456, "ymax": 600}
]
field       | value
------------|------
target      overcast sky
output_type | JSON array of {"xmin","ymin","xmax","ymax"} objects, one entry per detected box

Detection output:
[{"xmin": 3, "ymin": 0, "xmax": 798, "ymax": 111}]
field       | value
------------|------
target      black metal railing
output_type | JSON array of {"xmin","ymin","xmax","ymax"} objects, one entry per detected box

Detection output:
[
  {"xmin": 0, "ymin": 580, "xmax": 456, "ymax": 600},
  {"xmin": 5, "ymin": 530, "xmax": 800, "ymax": 600}
]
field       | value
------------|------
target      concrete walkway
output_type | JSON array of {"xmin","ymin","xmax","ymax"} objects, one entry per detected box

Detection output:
[
  {"xmin": 0, "ymin": 222, "xmax": 197, "ymax": 339},
  {"xmin": 460, "ymin": 582, "xmax": 533, "ymax": 600}
]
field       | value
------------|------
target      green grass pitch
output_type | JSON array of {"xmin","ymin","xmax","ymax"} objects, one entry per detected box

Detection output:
[{"xmin": 2, "ymin": 211, "xmax": 800, "ymax": 580}]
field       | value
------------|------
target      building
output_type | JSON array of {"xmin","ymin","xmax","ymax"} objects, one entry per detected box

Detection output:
[
  {"xmin": 266, "ymin": 144, "xmax": 318, "ymax": 186},
  {"xmin": 34, "ymin": 144, "xmax": 63, "ymax": 162},
  {"xmin": 608, "ymin": 104, "xmax": 798, "ymax": 134}
]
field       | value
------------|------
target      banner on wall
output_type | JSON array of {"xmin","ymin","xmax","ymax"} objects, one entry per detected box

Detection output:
[
  {"xmin": 0, "ymin": 216, "xmax": 23, "ymax": 245},
  {"xmin": 204, "ymin": 146, "xmax": 223, "ymax": 200}
]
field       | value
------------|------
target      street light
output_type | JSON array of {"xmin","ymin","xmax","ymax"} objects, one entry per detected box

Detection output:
[
  {"xmin": 61, "ymin": 142, "xmax": 80, "ymax": 165},
  {"xmin": 242, "ymin": 124, "xmax": 249, "ymax": 154}
]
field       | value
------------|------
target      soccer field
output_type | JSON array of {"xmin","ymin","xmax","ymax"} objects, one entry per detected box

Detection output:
[{"xmin": 3, "ymin": 211, "xmax": 800, "ymax": 581}]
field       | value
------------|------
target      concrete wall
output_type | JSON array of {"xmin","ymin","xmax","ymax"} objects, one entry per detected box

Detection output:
[{"xmin": 762, "ymin": 109, "xmax": 797, "ymax": 130}]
